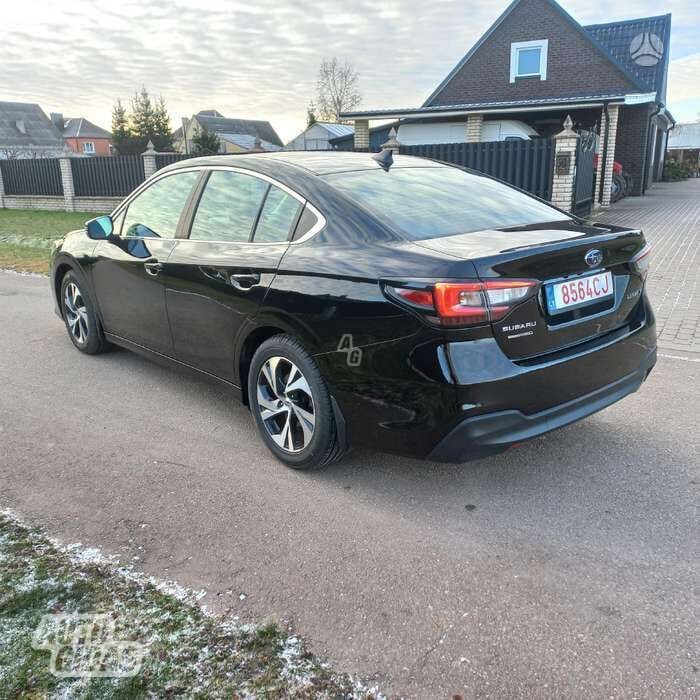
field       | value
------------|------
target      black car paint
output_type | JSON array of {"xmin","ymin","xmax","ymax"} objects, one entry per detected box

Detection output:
[{"xmin": 50, "ymin": 153, "xmax": 656, "ymax": 462}]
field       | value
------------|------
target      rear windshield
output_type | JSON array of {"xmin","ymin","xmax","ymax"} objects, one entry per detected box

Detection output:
[{"xmin": 324, "ymin": 166, "xmax": 570, "ymax": 240}]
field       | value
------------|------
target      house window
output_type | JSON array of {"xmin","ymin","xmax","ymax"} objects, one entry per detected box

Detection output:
[
  {"xmin": 83, "ymin": 142, "xmax": 95, "ymax": 154},
  {"xmin": 510, "ymin": 40, "xmax": 548, "ymax": 82}
]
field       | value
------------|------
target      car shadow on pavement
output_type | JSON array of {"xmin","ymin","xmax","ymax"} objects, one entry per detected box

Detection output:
[
  {"xmin": 307, "ymin": 414, "xmax": 687, "ymax": 553},
  {"xmin": 76, "ymin": 341, "xmax": 690, "ymax": 554}
]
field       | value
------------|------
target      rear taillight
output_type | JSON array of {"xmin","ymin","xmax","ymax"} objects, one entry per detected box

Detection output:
[
  {"xmin": 386, "ymin": 279, "xmax": 538, "ymax": 328},
  {"xmin": 394, "ymin": 287, "xmax": 434, "ymax": 309},
  {"xmin": 631, "ymin": 244, "xmax": 651, "ymax": 281}
]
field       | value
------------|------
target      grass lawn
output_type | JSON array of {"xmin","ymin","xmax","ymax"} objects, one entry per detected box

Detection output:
[
  {"xmin": 0, "ymin": 210, "xmax": 100, "ymax": 275},
  {"xmin": 0, "ymin": 511, "xmax": 377, "ymax": 698}
]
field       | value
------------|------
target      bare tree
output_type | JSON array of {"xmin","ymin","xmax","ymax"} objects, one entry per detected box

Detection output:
[
  {"xmin": 0, "ymin": 147, "xmax": 54, "ymax": 159},
  {"xmin": 316, "ymin": 57, "xmax": 361, "ymax": 123}
]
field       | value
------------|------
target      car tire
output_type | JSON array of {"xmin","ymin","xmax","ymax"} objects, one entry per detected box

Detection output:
[
  {"xmin": 248, "ymin": 334, "xmax": 345, "ymax": 469},
  {"xmin": 611, "ymin": 173, "xmax": 626, "ymax": 203},
  {"xmin": 60, "ymin": 271, "xmax": 110, "ymax": 355}
]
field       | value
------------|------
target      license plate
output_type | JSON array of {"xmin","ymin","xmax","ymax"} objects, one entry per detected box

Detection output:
[{"xmin": 545, "ymin": 271, "xmax": 614, "ymax": 314}]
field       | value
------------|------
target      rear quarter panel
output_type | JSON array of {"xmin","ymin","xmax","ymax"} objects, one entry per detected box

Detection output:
[{"xmin": 256, "ymin": 238, "xmax": 470, "ymax": 455}]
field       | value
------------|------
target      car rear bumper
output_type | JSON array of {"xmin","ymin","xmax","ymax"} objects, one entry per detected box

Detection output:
[
  {"xmin": 326, "ymin": 297, "xmax": 656, "ymax": 461},
  {"xmin": 428, "ymin": 343, "xmax": 656, "ymax": 462}
]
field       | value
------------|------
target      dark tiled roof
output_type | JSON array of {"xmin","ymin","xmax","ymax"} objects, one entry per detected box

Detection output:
[
  {"xmin": 585, "ymin": 14, "xmax": 672, "ymax": 101},
  {"xmin": 0, "ymin": 101, "xmax": 64, "ymax": 149},
  {"xmin": 194, "ymin": 113, "xmax": 283, "ymax": 148},
  {"xmin": 62, "ymin": 117, "xmax": 111, "ymax": 139}
]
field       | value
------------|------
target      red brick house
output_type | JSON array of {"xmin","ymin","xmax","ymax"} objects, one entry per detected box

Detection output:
[
  {"xmin": 52, "ymin": 114, "xmax": 113, "ymax": 156},
  {"xmin": 343, "ymin": 0, "xmax": 674, "ymax": 207}
]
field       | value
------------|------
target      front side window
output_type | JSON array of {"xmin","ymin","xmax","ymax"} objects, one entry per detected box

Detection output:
[
  {"xmin": 190, "ymin": 170, "xmax": 268, "ymax": 243},
  {"xmin": 510, "ymin": 40, "xmax": 548, "ymax": 81},
  {"xmin": 254, "ymin": 185, "xmax": 301, "ymax": 243},
  {"xmin": 122, "ymin": 171, "xmax": 200, "ymax": 238},
  {"xmin": 324, "ymin": 166, "xmax": 569, "ymax": 240}
]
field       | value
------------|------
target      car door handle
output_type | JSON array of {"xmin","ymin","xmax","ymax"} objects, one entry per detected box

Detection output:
[
  {"xmin": 229, "ymin": 272, "xmax": 261, "ymax": 290},
  {"xmin": 144, "ymin": 261, "xmax": 163, "ymax": 276},
  {"xmin": 200, "ymin": 266, "xmax": 228, "ymax": 283}
]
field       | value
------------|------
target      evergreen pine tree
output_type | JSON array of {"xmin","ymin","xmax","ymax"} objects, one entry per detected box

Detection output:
[
  {"xmin": 191, "ymin": 127, "xmax": 221, "ymax": 156},
  {"xmin": 153, "ymin": 96, "xmax": 173, "ymax": 151},
  {"xmin": 111, "ymin": 99, "xmax": 131, "ymax": 155},
  {"xmin": 130, "ymin": 87, "xmax": 156, "ymax": 140}
]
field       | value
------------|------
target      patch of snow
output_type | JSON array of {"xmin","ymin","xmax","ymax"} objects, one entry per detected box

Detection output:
[
  {"xmin": 1, "ymin": 507, "xmax": 386, "ymax": 698},
  {"xmin": 0, "ymin": 267, "xmax": 46, "ymax": 278}
]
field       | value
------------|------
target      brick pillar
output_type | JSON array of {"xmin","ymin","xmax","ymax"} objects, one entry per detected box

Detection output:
[
  {"xmin": 58, "ymin": 154, "xmax": 76, "ymax": 212},
  {"xmin": 354, "ymin": 119, "xmax": 369, "ymax": 151},
  {"xmin": 550, "ymin": 115, "xmax": 578, "ymax": 213},
  {"xmin": 600, "ymin": 104, "xmax": 619, "ymax": 208},
  {"xmin": 466, "ymin": 113, "xmax": 483, "ymax": 142},
  {"xmin": 381, "ymin": 127, "xmax": 401, "ymax": 154},
  {"xmin": 0, "ymin": 163, "xmax": 5, "ymax": 208},
  {"xmin": 594, "ymin": 108, "xmax": 606, "ymax": 207},
  {"xmin": 142, "ymin": 140, "xmax": 158, "ymax": 179}
]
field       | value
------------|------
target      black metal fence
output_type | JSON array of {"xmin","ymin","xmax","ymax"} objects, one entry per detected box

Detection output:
[
  {"xmin": 0, "ymin": 158, "xmax": 63, "ymax": 196},
  {"xmin": 155, "ymin": 153, "xmax": 191, "ymax": 169},
  {"xmin": 399, "ymin": 139, "xmax": 555, "ymax": 200},
  {"xmin": 2, "ymin": 141, "xmax": 557, "ymax": 202},
  {"xmin": 70, "ymin": 156, "xmax": 146, "ymax": 197}
]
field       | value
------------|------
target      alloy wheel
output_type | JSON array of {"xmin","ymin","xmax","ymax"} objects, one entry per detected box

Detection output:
[
  {"xmin": 64, "ymin": 282, "xmax": 89, "ymax": 345},
  {"xmin": 256, "ymin": 356, "xmax": 315, "ymax": 453}
]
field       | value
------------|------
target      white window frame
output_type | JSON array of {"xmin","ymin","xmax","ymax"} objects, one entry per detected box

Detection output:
[
  {"xmin": 510, "ymin": 40, "xmax": 548, "ymax": 82},
  {"xmin": 82, "ymin": 142, "xmax": 95, "ymax": 154}
]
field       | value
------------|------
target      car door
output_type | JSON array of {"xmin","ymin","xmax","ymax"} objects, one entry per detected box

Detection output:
[
  {"xmin": 90, "ymin": 170, "xmax": 202, "ymax": 355},
  {"xmin": 164, "ymin": 168, "xmax": 304, "ymax": 382}
]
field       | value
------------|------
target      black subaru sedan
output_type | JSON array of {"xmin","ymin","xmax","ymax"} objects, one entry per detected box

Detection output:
[{"xmin": 50, "ymin": 152, "xmax": 655, "ymax": 469}]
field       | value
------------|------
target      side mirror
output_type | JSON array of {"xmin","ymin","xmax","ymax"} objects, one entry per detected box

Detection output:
[{"xmin": 86, "ymin": 215, "xmax": 113, "ymax": 240}]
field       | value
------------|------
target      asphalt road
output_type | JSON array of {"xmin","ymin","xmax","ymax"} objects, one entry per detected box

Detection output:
[{"xmin": 1, "ymin": 270, "xmax": 697, "ymax": 698}]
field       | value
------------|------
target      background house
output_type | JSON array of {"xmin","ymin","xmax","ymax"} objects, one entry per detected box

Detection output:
[
  {"xmin": 0, "ymin": 101, "xmax": 65, "ymax": 158},
  {"xmin": 342, "ymin": 0, "xmax": 674, "ymax": 206},
  {"xmin": 285, "ymin": 122, "xmax": 354, "ymax": 150},
  {"xmin": 51, "ymin": 114, "xmax": 113, "ymax": 156},
  {"xmin": 328, "ymin": 123, "xmax": 397, "ymax": 151},
  {"xmin": 175, "ymin": 110, "xmax": 283, "ymax": 154},
  {"xmin": 666, "ymin": 123, "xmax": 700, "ymax": 176}
]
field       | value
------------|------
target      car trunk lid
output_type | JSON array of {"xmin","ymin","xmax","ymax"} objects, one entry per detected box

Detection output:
[{"xmin": 413, "ymin": 221, "xmax": 648, "ymax": 360}]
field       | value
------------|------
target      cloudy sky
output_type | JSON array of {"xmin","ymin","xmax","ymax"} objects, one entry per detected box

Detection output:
[{"xmin": 3, "ymin": 0, "xmax": 698, "ymax": 143}]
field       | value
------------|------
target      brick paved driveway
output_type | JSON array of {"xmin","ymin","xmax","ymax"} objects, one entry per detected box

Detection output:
[{"xmin": 598, "ymin": 179, "xmax": 700, "ymax": 354}]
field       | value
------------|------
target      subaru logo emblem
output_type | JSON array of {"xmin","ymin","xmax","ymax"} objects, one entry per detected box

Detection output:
[{"xmin": 585, "ymin": 249, "xmax": 603, "ymax": 268}]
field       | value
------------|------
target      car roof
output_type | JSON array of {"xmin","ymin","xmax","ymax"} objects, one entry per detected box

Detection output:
[{"xmin": 167, "ymin": 151, "xmax": 444, "ymax": 176}]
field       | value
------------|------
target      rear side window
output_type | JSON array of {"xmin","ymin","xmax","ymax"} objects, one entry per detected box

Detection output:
[
  {"xmin": 190, "ymin": 170, "xmax": 268, "ymax": 243},
  {"xmin": 123, "ymin": 171, "xmax": 200, "ymax": 238},
  {"xmin": 291, "ymin": 205, "xmax": 320, "ymax": 241},
  {"xmin": 324, "ymin": 166, "xmax": 570, "ymax": 240},
  {"xmin": 253, "ymin": 185, "xmax": 301, "ymax": 243}
]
